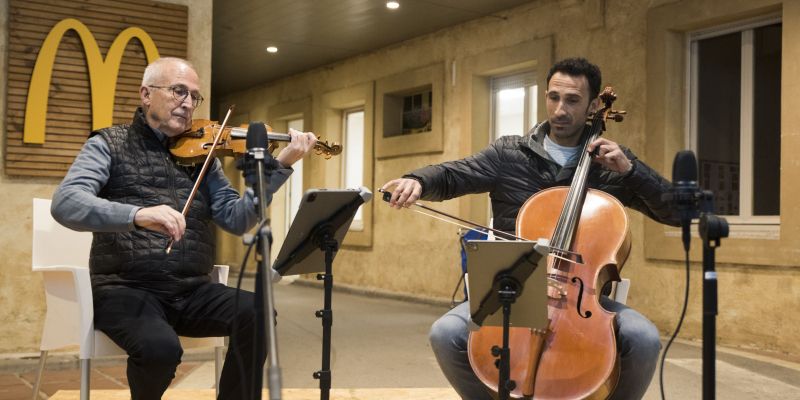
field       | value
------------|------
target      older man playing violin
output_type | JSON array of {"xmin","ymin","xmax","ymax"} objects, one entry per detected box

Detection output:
[{"xmin": 51, "ymin": 57, "xmax": 317, "ymax": 400}]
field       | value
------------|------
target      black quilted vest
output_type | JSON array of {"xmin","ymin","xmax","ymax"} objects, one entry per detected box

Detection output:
[{"xmin": 89, "ymin": 110, "xmax": 215, "ymax": 297}]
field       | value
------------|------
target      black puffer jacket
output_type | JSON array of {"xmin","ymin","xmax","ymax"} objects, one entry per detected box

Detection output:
[
  {"xmin": 405, "ymin": 122, "xmax": 679, "ymax": 232},
  {"xmin": 89, "ymin": 110, "xmax": 215, "ymax": 297}
]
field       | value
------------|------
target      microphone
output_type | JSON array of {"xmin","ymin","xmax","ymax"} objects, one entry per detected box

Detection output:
[
  {"xmin": 240, "ymin": 122, "xmax": 278, "ymax": 187},
  {"xmin": 673, "ymin": 150, "xmax": 698, "ymax": 189},
  {"xmin": 244, "ymin": 121, "xmax": 283, "ymax": 399},
  {"xmin": 246, "ymin": 122, "xmax": 268, "ymax": 153},
  {"xmin": 663, "ymin": 150, "xmax": 701, "ymax": 251}
]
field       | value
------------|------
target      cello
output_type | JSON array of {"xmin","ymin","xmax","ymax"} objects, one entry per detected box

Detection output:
[{"xmin": 467, "ymin": 87, "xmax": 630, "ymax": 399}]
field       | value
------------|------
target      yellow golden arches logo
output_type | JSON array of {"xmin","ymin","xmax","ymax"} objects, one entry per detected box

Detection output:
[{"xmin": 23, "ymin": 18, "xmax": 161, "ymax": 144}]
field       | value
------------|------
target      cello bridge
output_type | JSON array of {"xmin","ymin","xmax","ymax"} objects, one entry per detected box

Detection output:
[{"xmin": 547, "ymin": 280, "xmax": 567, "ymax": 298}]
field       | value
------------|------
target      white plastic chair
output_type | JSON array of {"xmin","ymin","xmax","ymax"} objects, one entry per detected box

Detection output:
[
  {"xmin": 31, "ymin": 198, "xmax": 227, "ymax": 400},
  {"xmin": 610, "ymin": 278, "xmax": 631, "ymax": 305}
]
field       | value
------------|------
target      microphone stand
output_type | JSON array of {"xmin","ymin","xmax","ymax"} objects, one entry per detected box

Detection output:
[
  {"xmin": 494, "ymin": 277, "xmax": 521, "ymax": 400},
  {"xmin": 250, "ymin": 147, "xmax": 282, "ymax": 400},
  {"xmin": 697, "ymin": 191, "xmax": 728, "ymax": 400}
]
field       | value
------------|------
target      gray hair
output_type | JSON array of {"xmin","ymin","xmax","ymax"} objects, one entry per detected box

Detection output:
[{"xmin": 141, "ymin": 57, "xmax": 195, "ymax": 86}]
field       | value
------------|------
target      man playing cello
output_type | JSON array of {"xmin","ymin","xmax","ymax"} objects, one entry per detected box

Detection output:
[{"xmin": 381, "ymin": 58, "xmax": 679, "ymax": 399}]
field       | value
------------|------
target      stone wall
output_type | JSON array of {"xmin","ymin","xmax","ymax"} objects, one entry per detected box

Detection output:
[
  {"xmin": 218, "ymin": 0, "xmax": 799, "ymax": 357},
  {"xmin": 2, "ymin": 0, "xmax": 796, "ymax": 358}
]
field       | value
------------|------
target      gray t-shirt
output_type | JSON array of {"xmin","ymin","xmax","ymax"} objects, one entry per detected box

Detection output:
[{"xmin": 543, "ymin": 134, "xmax": 581, "ymax": 167}]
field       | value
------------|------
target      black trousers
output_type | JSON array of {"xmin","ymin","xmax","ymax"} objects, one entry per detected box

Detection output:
[{"xmin": 93, "ymin": 282, "xmax": 266, "ymax": 400}]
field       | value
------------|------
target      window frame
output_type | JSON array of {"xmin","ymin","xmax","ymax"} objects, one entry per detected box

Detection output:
[
  {"xmin": 685, "ymin": 14, "xmax": 782, "ymax": 226},
  {"xmin": 315, "ymin": 82, "xmax": 374, "ymax": 247},
  {"xmin": 341, "ymin": 107, "xmax": 366, "ymax": 231},
  {"xmin": 490, "ymin": 71, "xmax": 538, "ymax": 142}
]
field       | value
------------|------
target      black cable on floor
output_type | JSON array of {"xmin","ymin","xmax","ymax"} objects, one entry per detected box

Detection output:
[
  {"xmin": 229, "ymin": 218, "xmax": 265, "ymax": 400},
  {"xmin": 659, "ymin": 249, "xmax": 691, "ymax": 400}
]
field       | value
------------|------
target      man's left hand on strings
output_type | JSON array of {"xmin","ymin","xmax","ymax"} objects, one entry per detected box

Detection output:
[
  {"xmin": 587, "ymin": 138, "xmax": 632, "ymax": 174},
  {"xmin": 276, "ymin": 128, "xmax": 317, "ymax": 167}
]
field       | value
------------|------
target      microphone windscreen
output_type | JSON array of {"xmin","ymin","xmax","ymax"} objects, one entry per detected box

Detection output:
[
  {"xmin": 672, "ymin": 150, "xmax": 698, "ymax": 184},
  {"xmin": 246, "ymin": 122, "xmax": 268, "ymax": 150}
]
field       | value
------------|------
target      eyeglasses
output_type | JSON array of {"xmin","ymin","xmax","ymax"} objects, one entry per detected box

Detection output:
[{"xmin": 148, "ymin": 85, "xmax": 204, "ymax": 108}]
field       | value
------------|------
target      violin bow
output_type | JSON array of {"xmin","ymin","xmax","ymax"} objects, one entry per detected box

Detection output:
[
  {"xmin": 376, "ymin": 188, "xmax": 583, "ymax": 265},
  {"xmin": 378, "ymin": 188, "xmax": 582, "ymax": 295},
  {"xmin": 166, "ymin": 105, "xmax": 235, "ymax": 254},
  {"xmin": 378, "ymin": 188, "xmax": 522, "ymax": 241}
]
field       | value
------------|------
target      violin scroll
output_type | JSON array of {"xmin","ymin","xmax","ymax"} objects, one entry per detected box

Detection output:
[{"xmin": 312, "ymin": 138, "xmax": 342, "ymax": 159}]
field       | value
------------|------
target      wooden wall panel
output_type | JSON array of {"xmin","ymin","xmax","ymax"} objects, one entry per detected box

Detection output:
[{"xmin": 5, "ymin": 0, "xmax": 188, "ymax": 177}]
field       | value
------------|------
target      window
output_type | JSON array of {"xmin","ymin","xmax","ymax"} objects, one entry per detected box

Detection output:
[
  {"xmin": 375, "ymin": 63, "xmax": 443, "ymax": 158},
  {"xmin": 688, "ymin": 18, "xmax": 781, "ymax": 222},
  {"xmin": 343, "ymin": 109, "xmax": 365, "ymax": 230},
  {"xmin": 401, "ymin": 90, "xmax": 432, "ymax": 134},
  {"xmin": 491, "ymin": 71, "xmax": 537, "ymax": 141},
  {"xmin": 381, "ymin": 86, "xmax": 433, "ymax": 138}
]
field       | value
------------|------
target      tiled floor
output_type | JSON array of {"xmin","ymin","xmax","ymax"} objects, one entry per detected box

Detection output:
[{"xmin": 3, "ymin": 361, "xmax": 201, "ymax": 399}]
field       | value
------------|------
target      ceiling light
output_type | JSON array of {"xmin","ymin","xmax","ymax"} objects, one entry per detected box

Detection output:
[
  {"xmin": 266, "ymin": 46, "xmax": 278, "ymax": 53},
  {"xmin": 386, "ymin": 1, "xmax": 400, "ymax": 10}
]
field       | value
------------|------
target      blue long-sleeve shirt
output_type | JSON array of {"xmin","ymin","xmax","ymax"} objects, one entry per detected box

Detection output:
[{"xmin": 52, "ymin": 133, "xmax": 291, "ymax": 236}]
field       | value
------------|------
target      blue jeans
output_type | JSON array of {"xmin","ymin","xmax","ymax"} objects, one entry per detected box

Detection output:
[{"xmin": 429, "ymin": 297, "xmax": 661, "ymax": 400}]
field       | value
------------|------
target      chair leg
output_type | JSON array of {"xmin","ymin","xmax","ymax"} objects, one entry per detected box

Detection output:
[
  {"xmin": 214, "ymin": 346, "xmax": 225, "ymax": 397},
  {"xmin": 31, "ymin": 350, "xmax": 47, "ymax": 400},
  {"xmin": 80, "ymin": 358, "xmax": 90, "ymax": 400}
]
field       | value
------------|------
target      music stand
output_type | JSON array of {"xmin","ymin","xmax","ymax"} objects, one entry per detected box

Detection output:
[
  {"xmin": 465, "ymin": 239, "xmax": 550, "ymax": 400},
  {"xmin": 273, "ymin": 187, "xmax": 372, "ymax": 400}
]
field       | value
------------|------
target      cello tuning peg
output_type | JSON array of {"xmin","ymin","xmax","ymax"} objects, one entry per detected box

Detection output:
[{"xmin": 606, "ymin": 111, "xmax": 625, "ymax": 122}]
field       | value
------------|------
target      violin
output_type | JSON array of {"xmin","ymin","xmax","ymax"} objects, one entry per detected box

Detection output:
[
  {"xmin": 169, "ymin": 119, "xmax": 342, "ymax": 166},
  {"xmin": 164, "ymin": 110, "xmax": 341, "ymax": 254}
]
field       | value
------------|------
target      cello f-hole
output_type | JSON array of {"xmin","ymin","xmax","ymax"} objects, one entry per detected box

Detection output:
[{"xmin": 571, "ymin": 276, "xmax": 592, "ymax": 319}]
